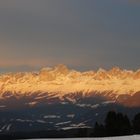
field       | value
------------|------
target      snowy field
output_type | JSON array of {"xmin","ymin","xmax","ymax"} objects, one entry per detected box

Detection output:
[{"xmin": 28, "ymin": 135, "xmax": 140, "ymax": 140}]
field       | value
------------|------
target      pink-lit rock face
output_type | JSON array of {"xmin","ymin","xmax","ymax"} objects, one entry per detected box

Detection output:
[{"xmin": 0, "ymin": 64, "xmax": 140, "ymax": 108}]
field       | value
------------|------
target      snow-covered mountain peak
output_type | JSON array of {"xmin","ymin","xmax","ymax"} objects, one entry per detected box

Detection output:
[
  {"xmin": 0, "ymin": 65, "xmax": 140, "ymax": 99},
  {"xmin": 54, "ymin": 64, "xmax": 70, "ymax": 74},
  {"xmin": 108, "ymin": 66, "xmax": 122, "ymax": 75}
]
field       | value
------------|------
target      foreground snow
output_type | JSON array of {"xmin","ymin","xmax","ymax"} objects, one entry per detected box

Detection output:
[{"xmin": 29, "ymin": 135, "xmax": 140, "ymax": 140}]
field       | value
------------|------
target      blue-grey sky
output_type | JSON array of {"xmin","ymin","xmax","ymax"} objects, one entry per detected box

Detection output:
[{"xmin": 0, "ymin": 0, "xmax": 140, "ymax": 72}]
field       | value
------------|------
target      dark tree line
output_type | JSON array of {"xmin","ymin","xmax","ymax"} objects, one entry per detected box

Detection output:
[
  {"xmin": 1, "ymin": 111, "xmax": 140, "ymax": 139},
  {"xmin": 92, "ymin": 111, "xmax": 140, "ymax": 137}
]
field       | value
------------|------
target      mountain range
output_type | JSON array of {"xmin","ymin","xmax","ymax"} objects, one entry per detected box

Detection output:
[
  {"xmin": 0, "ymin": 64, "xmax": 140, "ymax": 133},
  {"xmin": 0, "ymin": 64, "xmax": 140, "ymax": 109}
]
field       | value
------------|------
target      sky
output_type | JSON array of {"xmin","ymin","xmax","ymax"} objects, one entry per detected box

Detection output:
[{"xmin": 0, "ymin": 0, "xmax": 140, "ymax": 72}]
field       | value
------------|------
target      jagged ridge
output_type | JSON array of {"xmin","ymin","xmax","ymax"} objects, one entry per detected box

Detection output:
[
  {"xmin": 0, "ymin": 64, "xmax": 140, "ymax": 108},
  {"xmin": 0, "ymin": 64, "xmax": 140, "ymax": 97}
]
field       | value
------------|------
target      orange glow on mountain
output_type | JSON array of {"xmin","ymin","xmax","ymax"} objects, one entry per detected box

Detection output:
[{"xmin": 0, "ymin": 64, "xmax": 140, "ymax": 99}]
